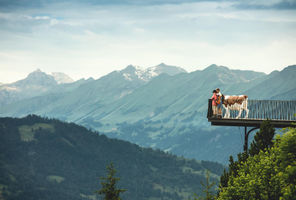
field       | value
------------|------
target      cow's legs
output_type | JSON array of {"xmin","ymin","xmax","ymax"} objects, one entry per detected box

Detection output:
[
  {"xmin": 244, "ymin": 108, "xmax": 249, "ymax": 119},
  {"xmin": 224, "ymin": 108, "xmax": 230, "ymax": 118},
  {"xmin": 228, "ymin": 108, "xmax": 232, "ymax": 118},
  {"xmin": 236, "ymin": 109, "xmax": 242, "ymax": 119}
]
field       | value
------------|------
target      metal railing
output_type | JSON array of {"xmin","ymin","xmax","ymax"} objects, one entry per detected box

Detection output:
[{"xmin": 207, "ymin": 99, "xmax": 296, "ymax": 121}]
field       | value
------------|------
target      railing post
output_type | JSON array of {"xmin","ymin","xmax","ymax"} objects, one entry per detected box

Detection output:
[{"xmin": 207, "ymin": 99, "xmax": 213, "ymax": 118}]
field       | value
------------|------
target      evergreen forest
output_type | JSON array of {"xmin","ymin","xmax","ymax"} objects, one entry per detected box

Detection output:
[{"xmin": 0, "ymin": 115, "xmax": 223, "ymax": 200}]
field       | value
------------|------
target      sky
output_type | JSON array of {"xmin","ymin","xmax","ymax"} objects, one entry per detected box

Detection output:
[{"xmin": 0, "ymin": 0, "xmax": 296, "ymax": 83}]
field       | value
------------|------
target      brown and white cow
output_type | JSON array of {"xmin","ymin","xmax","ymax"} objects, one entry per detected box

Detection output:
[{"xmin": 222, "ymin": 95, "xmax": 249, "ymax": 119}]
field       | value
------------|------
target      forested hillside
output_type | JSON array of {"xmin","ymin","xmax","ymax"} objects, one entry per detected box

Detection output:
[{"xmin": 0, "ymin": 115, "xmax": 224, "ymax": 200}]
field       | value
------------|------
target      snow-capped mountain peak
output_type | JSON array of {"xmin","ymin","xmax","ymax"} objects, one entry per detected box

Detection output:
[
  {"xmin": 120, "ymin": 63, "xmax": 187, "ymax": 82},
  {"xmin": 120, "ymin": 65, "xmax": 147, "ymax": 81},
  {"xmin": 148, "ymin": 63, "xmax": 187, "ymax": 76},
  {"xmin": 20, "ymin": 69, "xmax": 57, "ymax": 86},
  {"xmin": 51, "ymin": 72, "xmax": 74, "ymax": 84}
]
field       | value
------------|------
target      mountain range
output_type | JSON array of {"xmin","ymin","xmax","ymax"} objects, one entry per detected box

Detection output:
[
  {"xmin": 0, "ymin": 115, "xmax": 224, "ymax": 200},
  {"xmin": 0, "ymin": 69, "xmax": 77, "ymax": 107},
  {"xmin": 1, "ymin": 63, "xmax": 295, "ymax": 163}
]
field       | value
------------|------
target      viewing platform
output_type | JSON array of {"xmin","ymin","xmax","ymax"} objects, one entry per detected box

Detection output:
[{"xmin": 207, "ymin": 99, "xmax": 296, "ymax": 151}]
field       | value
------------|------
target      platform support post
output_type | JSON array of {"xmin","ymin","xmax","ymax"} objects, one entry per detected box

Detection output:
[
  {"xmin": 243, "ymin": 126, "xmax": 260, "ymax": 152},
  {"xmin": 244, "ymin": 126, "xmax": 248, "ymax": 152}
]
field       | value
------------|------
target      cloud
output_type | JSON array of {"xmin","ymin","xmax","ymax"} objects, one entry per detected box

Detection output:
[
  {"xmin": 234, "ymin": 0, "xmax": 296, "ymax": 10},
  {"xmin": 1, "ymin": 0, "xmax": 295, "ymax": 12},
  {"xmin": 0, "ymin": 0, "xmax": 295, "ymax": 83},
  {"xmin": 272, "ymin": 0, "xmax": 296, "ymax": 9},
  {"xmin": 0, "ymin": 0, "xmax": 213, "ymax": 10},
  {"xmin": 34, "ymin": 15, "xmax": 50, "ymax": 20}
]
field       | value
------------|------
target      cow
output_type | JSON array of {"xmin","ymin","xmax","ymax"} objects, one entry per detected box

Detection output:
[{"xmin": 222, "ymin": 95, "xmax": 249, "ymax": 119}]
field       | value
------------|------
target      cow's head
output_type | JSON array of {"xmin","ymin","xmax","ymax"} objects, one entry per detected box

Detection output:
[{"xmin": 221, "ymin": 94, "xmax": 227, "ymax": 106}]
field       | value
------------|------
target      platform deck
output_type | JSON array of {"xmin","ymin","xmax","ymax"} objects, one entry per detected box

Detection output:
[{"xmin": 208, "ymin": 117, "xmax": 296, "ymax": 128}]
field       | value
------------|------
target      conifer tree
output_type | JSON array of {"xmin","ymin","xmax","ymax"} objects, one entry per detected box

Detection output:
[
  {"xmin": 194, "ymin": 170, "xmax": 216, "ymax": 200},
  {"xmin": 219, "ymin": 169, "xmax": 229, "ymax": 188},
  {"xmin": 249, "ymin": 120, "xmax": 275, "ymax": 156},
  {"xmin": 95, "ymin": 163, "xmax": 126, "ymax": 200}
]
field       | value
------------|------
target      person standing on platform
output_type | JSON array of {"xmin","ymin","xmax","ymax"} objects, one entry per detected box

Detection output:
[
  {"xmin": 216, "ymin": 88, "xmax": 223, "ymax": 118},
  {"xmin": 211, "ymin": 90, "xmax": 218, "ymax": 118}
]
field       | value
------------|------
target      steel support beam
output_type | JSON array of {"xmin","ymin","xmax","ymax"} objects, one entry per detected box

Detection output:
[{"xmin": 243, "ymin": 127, "xmax": 260, "ymax": 152}]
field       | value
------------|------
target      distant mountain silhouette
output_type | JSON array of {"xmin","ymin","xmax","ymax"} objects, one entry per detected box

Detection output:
[
  {"xmin": 0, "ymin": 69, "xmax": 80, "ymax": 105},
  {"xmin": 0, "ymin": 69, "xmax": 57, "ymax": 106}
]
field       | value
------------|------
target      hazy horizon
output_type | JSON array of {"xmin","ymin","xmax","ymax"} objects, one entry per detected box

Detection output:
[{"xmin": 4, "ymin": 62, "xmax": 296, "ymax": 85}]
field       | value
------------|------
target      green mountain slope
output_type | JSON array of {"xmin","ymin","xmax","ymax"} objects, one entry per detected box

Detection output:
[
  {"xmin": 90, "ymin": 64, "xmax": 267, "ymax": 124},
  {"xmin": 0, "ymin": 64, "xmax": 185, "ymax": 121},
  {"xmin": 0, "ymin": 67, "xmax": 147, "ymax": 120},
  {"xmin": 245, "ymin": 65, "xmax": 296, "ymax": 99},
  {"xmin": 0, "ymin": 64, "xmax": 295, "ymax": 163},
  {"xmin": 79, "ymin": 65, "xmax": 295, "ymax": 162},
  {"xmin": 0, "ymin": 115, "xmax": 224, "ymax": 200}
]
